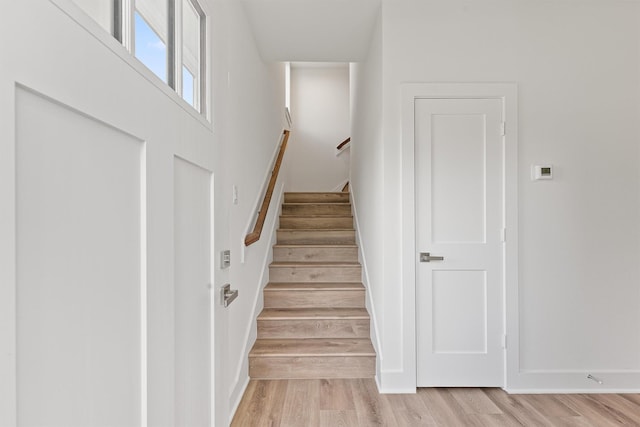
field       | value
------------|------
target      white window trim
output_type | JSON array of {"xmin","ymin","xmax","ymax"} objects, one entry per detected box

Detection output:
[
  {"xmin": 177, "ymin": 0, "xmax": 206, "ymax": 113},
  {"xmin": 49, "ymin": 0, "xmax": 211, "ymax": 127}
]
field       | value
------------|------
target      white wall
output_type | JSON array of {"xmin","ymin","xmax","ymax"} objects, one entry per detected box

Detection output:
[
  {"xmin": 287, "ymin": 65, "xmax": 350, "ymax": 191},
  {"xmin": 211, "ymin": 0, "xmax": 287, "ymax": 415},
  {"xmin": 0, "ymin": 0, "xmax": 284, "ymax": 425},
  {"xmin": 375, "ymin": 0, "xmax": 640, "ymax": 392},
  {"xmin": 349, "ymin": 10, "xmax": 384, "ymax": 384}
]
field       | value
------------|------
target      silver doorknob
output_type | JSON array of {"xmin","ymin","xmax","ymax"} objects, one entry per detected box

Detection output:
[{"xmin": 420, "ymin": 252, "xmax": 444, "ymax": 262}]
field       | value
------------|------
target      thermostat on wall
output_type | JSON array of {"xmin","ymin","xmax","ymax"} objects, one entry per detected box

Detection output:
[{"xmin": 532, "ymin": 165, "xmax": 553, "ymax": 180}]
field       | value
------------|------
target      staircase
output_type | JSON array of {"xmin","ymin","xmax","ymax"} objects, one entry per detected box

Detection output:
[{"xmin": 248, "ymin": 192, "xmax": 375, "ymax": 379}]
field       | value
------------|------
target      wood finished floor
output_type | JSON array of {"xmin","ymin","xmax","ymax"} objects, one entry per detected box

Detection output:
[{"xmin": 231, "ymin": 379, "xmax": 640, "ymax": 426}]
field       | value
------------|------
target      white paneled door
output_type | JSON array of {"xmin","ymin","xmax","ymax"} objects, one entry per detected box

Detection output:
[
  {"xmin": 174, "ymin": 157, "xmax": 214, "ymax": 427},
  {"xmin": 416, "ymin": 98, "xmax": 505, "ymax": 387}
]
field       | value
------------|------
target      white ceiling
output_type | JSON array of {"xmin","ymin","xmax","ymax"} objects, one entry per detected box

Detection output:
[
  {"xmin": 290, "ymin": 62, "xmax": 349, "ymax": 69},
  {"xmin": 241, "ymin": 0, "xmax": 381, "ymax": 62}
]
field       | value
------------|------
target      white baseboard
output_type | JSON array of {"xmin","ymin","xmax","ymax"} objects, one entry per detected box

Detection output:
[
  {"xmin": 349, "ymin": 189, "xmax": 383, "ymax": 383},
  {"xmin": 506, "ymin": 388, "xmax": 640, "ymax": 394},
  {"xmin": 228, "ymin": 375, "xmax": 250, "ymax": 424},
  {"xmin": 377, "ymin": 369, "xmax": 417, "ymax": 394},
  {"xmin": 374, "ymin": 373, "xmax": 417, "ymax": 395},
  {"xmin": 506, "ymin": 370, "xmax": 640, "ymax": 393}
]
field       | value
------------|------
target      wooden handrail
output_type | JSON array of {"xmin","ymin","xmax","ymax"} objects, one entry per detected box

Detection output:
[
  {"xmin": 336, "ymin": 137, "xmax": 350, "ymax": 150},
  {"xmin": 245, "ymin": 129, "xmax": 291, "ymax": 246}
]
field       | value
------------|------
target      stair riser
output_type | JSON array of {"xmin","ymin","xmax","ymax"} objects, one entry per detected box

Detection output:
[
  {"xmin": 249, "ymin": 356, "xmax": 375, "ymax": 379},
  {"xmin": 284, "ymin": 193, "xmax": 350, "ymax": 204},
  {"xmin": 264, "ymin": 290, "xmax": 365, "ymax": 308},
  {"xmin": 280, "ymin": 217, "xmax": 353, "ymax": 230},
  {"xmin": 269, "ymin": 267, "xmax": 361, "ymax": 283},
  {"xmin": 282, "ymin": 204, "xmax": 351, "ymax": 216},
  {"xmin": 273, "ymin": 246, "xmax": 358, "ymax": 262},
  {"xmin": 277, "ymin": 230, "xmax": 355, "ymax": 245},
  {"xmin": 257, "ymin": 319, "xmax": 370, "ymax": 339}
]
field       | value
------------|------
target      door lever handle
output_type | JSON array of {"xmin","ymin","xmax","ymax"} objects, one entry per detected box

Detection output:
[
  {"xmin": 221, "ymin": 284, "xmax": 238, "ymax": 307},
  {"xmin": 420, "ymin": 252, "xmax": 444, "ymax": 262}
]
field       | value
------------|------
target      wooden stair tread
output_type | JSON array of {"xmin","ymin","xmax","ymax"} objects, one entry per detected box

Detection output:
[
  {"xmin": 281, "ymin": 204, "xmax": 351, "ymax": 216},
  {"xmin": 284, "ymin": 193, "xmax": 349, "ymax": 199},
  {"xmin": 279, "ymin": 216, "xmax": 354, "ymax": 230},
  {"xmin": 284, "ymin": 192, "xmax": 348, "ymax": 195},
  {"xmin": 263, "ymin": 283, "xmax": 365, "ymax": 308},
  {"xmin": 270, "ymin": 261, "xmax": 360, "ymax": 267},
  {"xmin": 259, "ymin": 307, "xmax": 369, "ymax": 320},
  {"xmin": 280, "ymin": 217, "xmax": 353, "ymax": 221},
  {"xmin": 273, "ymin": 244, "xmax": 358, "ymax": 248},
  {"xmin": 250, "ymin": 339, "xmax": 375, "ymax": 357},
  {"xmin": 277, "ymin": 228, "xmax": 354, "ymax": 231},
  {"xmin": 277, "ymin": 230, "xmax": 356, "ymax": 242},
  {"xmin": 283, "ymin": 202, "xmax": 350, "ymax": 206},
  {"xmin": 272, "ymin": 245, "xmax": 358, "ymax": 263},
  {"xmin": 280, "ymin": 214, "xmax": 353, "ymax": 219},
  {"xmin": 265, "ymin": 282, "xmax": 364, "ymax": 291}
]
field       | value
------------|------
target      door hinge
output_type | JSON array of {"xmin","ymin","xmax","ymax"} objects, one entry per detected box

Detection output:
[
  {"xmin": 502, "ymin": 334, "xmax": 508, "ymax": 349},
  {"xmin": 500, "ymin": 121, "xmax": 506, "ymax": 136},
  {"xmin": 501, "ymin": 227, "xmax": 507, "ymax": 243}
]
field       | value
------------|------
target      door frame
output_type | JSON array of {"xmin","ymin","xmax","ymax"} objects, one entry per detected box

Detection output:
[{"xmin": 401, "ymin": 83, "xmax": 518, "ymax": 390}]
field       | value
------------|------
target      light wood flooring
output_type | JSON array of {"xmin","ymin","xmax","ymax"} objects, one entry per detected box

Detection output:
[{"xmin": 231, "ymin": 378, "xmax": 640, "ymax": 426}]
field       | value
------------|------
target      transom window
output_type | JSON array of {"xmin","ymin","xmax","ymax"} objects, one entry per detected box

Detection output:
[{"xmin": 71, "ymin": 0, "xmax": 206, "ymax": 115}]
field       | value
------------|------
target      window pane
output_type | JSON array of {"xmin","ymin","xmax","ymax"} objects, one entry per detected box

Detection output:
[
  {"xmin": 134, "ymin": 12, "xmax": 167, "ymax": 82},
  {"xmin": 182, "ymin": 67, "xmax": 195, "ymax": 106},
  {"xmin": 71, "ymin": 0, "xmax": 113, "ymax": 33},
  {"xmin": 136, "ymin": 0, "xmax": 168, "ymax": 41},
  {"xmin": 182, "ymin": 0, "xmax": 201, "ymax": 109}
]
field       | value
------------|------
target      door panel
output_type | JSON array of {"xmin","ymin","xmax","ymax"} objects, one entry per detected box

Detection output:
[
  {"xmin": 432, "ymin": 270, "xmax": 487, "ymax": 354},
  {"xmin": 16, "ymin": 88, "xmax": 143, "ymax": 426},
  {"xmin": 416, "ymin": 98, "xmax": 504, "ymax": 387},
  {"xmin": 174, "ymin": 157, "xmax": 213, "ymax": 427},
  {"xmin": 431, "ymin": 114, "xmax": 486, "ymax": 244}
]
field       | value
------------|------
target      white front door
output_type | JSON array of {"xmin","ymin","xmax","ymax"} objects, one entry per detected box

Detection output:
[{"xmin": 416, "ymin": 98, "xmax": 505, "ymax": 387}]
